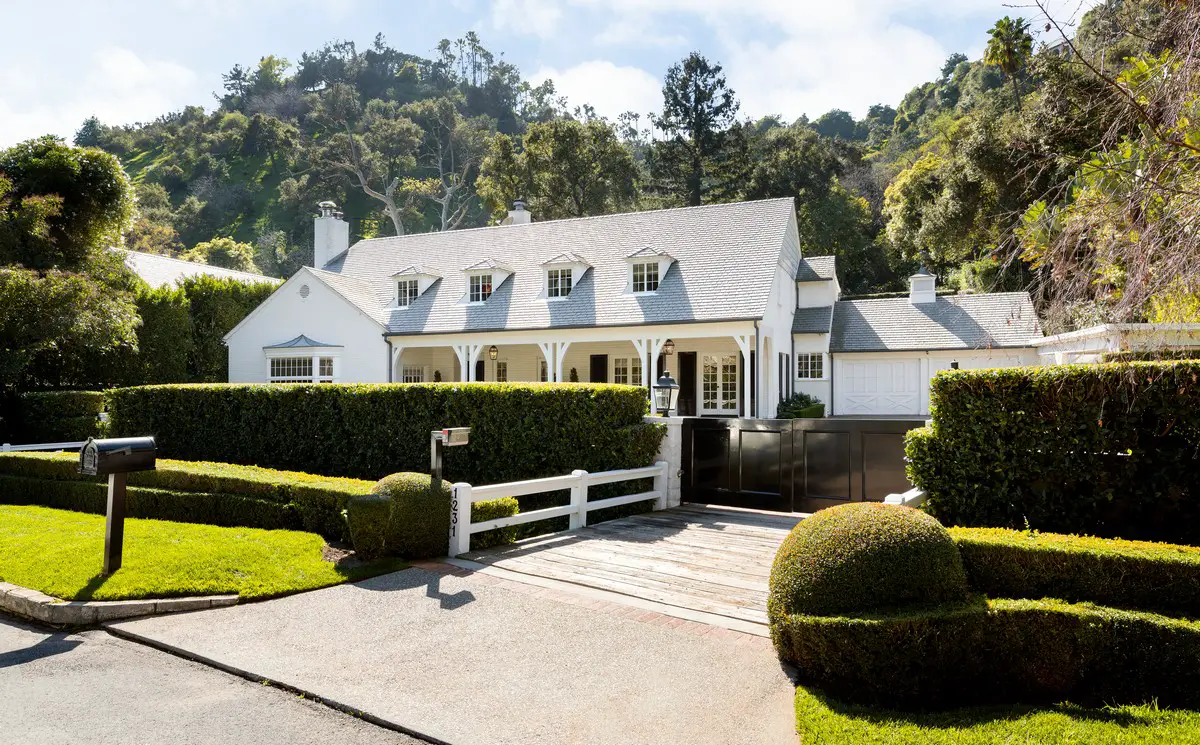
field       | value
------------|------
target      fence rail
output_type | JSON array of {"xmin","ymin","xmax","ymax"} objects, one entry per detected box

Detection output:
[
  {"xmin": 1, "ymin": 441, "xmax": 86, "ymax": 453},
  {"xmin": 448, "ymin": 461, "xmax": 670, "ymax": 557}
]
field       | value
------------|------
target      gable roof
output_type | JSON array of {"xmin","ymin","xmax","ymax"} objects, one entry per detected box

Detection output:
[
  {"xmin": 792, "ymin": 306, "xmax": 834, "ymax": 334},
  {"xmin": 322, "ymin": 198, "xmax": 796, "ymax": 336},
  {"xmin": 115, "ymin": 248, "xmax": 281, "ymax": 288},
  {"xmin": 796, "ymin": 256, "xmax": 836, "ymax": 282},
  {"xmin": 830, "ymin": 292, "xmax": 1043, "ymax": 352},
  {"xmin": 263, "ymin": 334, "xmax": 342, "ymax": 349}
]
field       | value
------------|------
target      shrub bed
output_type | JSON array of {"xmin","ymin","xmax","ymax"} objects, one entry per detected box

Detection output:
[
  {"xmin": 951, "ymin": 527, "xmax": 1200, "ymax": 617},
  {"xmin": 3, "ymin": 391, "xmax": 106, "ymax": 443},
  {"xmin": 106, "ymin": 383, "xmax": 664, "ymax": 486},
  {"xmin": 905, "ymin": 362, "xmax": 1200, "ymax": 544},
  {"xmin": 0, "ymin": 451, "xmax": 372, "ymax": 540},
  {"xmin": 774, "ymin": 596, "xmax": 1200, "ymax": 710}
]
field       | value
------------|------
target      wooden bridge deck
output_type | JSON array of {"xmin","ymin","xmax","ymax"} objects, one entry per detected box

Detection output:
[{"xmin": 460, "ymin": 504, "xmax": 805, "ymax": 629}]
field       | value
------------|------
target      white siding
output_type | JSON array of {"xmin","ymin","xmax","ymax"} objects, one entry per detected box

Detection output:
[{"xmin": 227, "ymin": 273, "xmax": 388, "ymax": 384}]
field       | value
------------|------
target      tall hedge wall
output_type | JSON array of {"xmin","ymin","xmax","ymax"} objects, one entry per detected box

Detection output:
[
  {"xmin": 906, "ymin": 362, "xmax": 1200, "ymax": 544},
  {"xmin": 1, "ymin": 390, "xmax": 106, "ymax": 444},
  {"xmin": 108, "ymin": 382, "xmax": 664, "ymax": 483}
]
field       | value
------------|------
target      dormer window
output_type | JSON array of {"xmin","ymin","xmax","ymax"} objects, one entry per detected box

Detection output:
[
  {"xmin": 548, "ymin": 268, "xmax": 573, "ymax": 298},
  {"xmin": 397, "ymin": 279, "xmax": 419, "ymax": 307},
  {"xmin": 469, "ymin": 273, "xmax": 493, "ymax": 303},
  {"xmin": 632, "ymin": 261, "xmax": 659, "ymax": 293}
]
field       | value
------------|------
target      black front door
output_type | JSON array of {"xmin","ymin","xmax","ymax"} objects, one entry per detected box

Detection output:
[
  {"xmin": 475, "ymin": 360, "xmax": 485, "ymax": 382},
  {"xmin": 590, "ymin": 354, "xmax": 608, "ymax": 383},
  {"xmin": 677, "ymin": 352, "xmax": 697, "ymax": 416}
]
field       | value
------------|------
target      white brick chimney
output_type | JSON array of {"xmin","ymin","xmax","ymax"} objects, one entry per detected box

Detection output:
[
  {"xmin": 909, "ymin": 265, "xmax": 937, "ymax": 305},
  {"xmin": 313, "ymin": 201, "xmax": 349, "ymax": 269},
  {"xmin": 505, "ymin": 199, "xmax": 531, "ymax": 225}
]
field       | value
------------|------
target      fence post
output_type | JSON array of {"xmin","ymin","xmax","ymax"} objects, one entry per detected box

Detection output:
[
  {"xmin": 449, "ymin": 482, "xmax": 472, "ymax": 557},
  {"xmin": 653, "ymin": 460, "xmax": 669, "ymax": 511},
  {"xmin": 570, "ymin": 470, "xmax": 589, "ymax": 529}
]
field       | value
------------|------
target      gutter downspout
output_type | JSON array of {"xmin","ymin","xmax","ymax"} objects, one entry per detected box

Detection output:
[
  {"xmin": 753, "ymin": 319, "xmax": 761, "ymax": 418},
  {"xmin": 385, "ymin": 338, "xmax": 394, "ymax": 383}
]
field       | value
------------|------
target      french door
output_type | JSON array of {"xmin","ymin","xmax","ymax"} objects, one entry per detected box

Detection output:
[{"xmin": 701, "ymin": 354, "xmax": 739, "ymax": 415}]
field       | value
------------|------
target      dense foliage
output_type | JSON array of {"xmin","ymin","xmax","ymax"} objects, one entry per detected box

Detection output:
[
  {"xmin": 0, "ymin": 390, "xmax": 106, "ymax": 443},
  {"xmin": 106, "ymin": 383, "xmax": 663, "ymax": 483},
  {"xmin": 951, "ymin": 526, "xmax": 1200, "ymax": 617},
  {"xmin": 905, "ymin": 362, "xmax": 1200, "ymax": 544},
  {"xmin": 0, "ymin": 451, "xmax": 372, "ymax": 540}
]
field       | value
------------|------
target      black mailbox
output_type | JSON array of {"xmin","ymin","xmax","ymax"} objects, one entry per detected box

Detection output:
[{"xmin": 79, "ymin": 437, "xmax": 157, "ymax": 476}]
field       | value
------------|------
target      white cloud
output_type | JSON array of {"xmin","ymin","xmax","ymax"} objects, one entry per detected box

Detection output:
[
  {"xmin": 0, "ymin": 46, "xmax": 199, "ymax": 147},
  {"xmin": 491, "ymin": 0, "xmax": 565, "ymax": 37},
  {"xmin": 531, "ymin": 60, "xmax": 663, "ymax": 120}
]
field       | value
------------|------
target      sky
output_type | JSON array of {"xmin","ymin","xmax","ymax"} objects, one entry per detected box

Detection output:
[{"xmin": 0, "ymin": 0, "xmax": 1098, "ymax": 148}]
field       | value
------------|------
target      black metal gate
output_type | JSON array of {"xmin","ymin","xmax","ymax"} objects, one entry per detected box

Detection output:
[{"xmin": 681, "ymin": 417, "xmax": 927, "ymax": 513}]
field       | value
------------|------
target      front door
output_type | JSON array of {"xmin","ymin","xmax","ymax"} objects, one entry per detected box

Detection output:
[
  {"xmin": 590, "ymin": 354, "xmax": 608, "ymax": 383},
  {"xmin": 677, "ymin": 352, "xmax": 697, "ymax": 416},
  {"xmin": 701, "ymin": 354, "xmax": 739, "ymax": 415}
]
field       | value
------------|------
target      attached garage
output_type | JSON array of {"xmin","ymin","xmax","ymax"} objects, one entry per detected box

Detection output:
[{"xmin": 835, "ymin": 359, "xmax": 921, "ymax": 415}]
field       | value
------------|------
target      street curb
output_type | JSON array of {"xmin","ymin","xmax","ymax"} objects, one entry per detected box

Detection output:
[
  {"xmin": 0, "ymin": 581, "xmax": 237, "ymax": 627},
  {"xmin": 102, "ymin": 624, "xmax": 452, "ymax": 745}
]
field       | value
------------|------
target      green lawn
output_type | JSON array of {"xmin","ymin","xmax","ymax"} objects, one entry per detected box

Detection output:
[
  {"xmin": 0, "ymin": 505, "xmax": 404, "ymax": 601},
  {"xmin": 796, "ymin": 687, "xmax": 1200, "ymax": 744}
]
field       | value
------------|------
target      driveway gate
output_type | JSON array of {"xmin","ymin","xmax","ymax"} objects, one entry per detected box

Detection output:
[{"xmin": 681, "ymin": 417, "xmax": 927, "ymax": 513}]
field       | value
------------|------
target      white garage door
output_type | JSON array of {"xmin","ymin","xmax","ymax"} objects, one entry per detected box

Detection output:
[{"xmin": 837, "ymin": 359, "xmax": 921, "ymax": 415}]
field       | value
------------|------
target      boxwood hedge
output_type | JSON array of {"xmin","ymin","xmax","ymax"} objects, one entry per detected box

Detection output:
[
  {"xmin": 1, "ymin": 391, "xmax": 106, "ymax": 444},
  {"xmin": 951, "ymin": 527, "xmax": 1200, "ymax": 617},
  {"xmin": 0, "ymin": 451, "xmax": 372, "ymax": 540},
  {"xmin": 905, "ymin": 362, "xmax": 1200, "ymax": 544},
  {"xmin": 106, "ymin": 383, "xmax": 664, "ymax": 484}
]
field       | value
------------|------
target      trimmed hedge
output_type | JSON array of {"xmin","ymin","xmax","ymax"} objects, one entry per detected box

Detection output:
[
  {"xmin": 951, "ymin": 527, "xmax": 1200, "ymax": 617},
  {"xmin": 3, "ymin": 391, "xmax": 106, "ymax": 443},
  {"xmin": 773, "ymin": 596, "xmax": 1200, "ymax": 710},
  {"xmin": 1101, "ymin": 348, "xmax": 1200, "ymax": 362},
  {"xmin": 0, "ymin": 451, "xmax": 372, "ymax": 540},
  {"xmin": 107, "ymin": 383, "xmax": 664, "ymax": 485},
  {"xmin": 906, "ymin": 362, "xmax": 1200, "ymax": 544},
  {"xmin": 768, "ymin": 504, "xmax": 968, "ymax": 618}
]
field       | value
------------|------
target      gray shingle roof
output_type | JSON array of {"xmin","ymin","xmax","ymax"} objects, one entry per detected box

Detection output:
[
  {"xmin": 792, "ymin": 306, "xmax": 833, "ymax": 334},
  {"xmin": 322, "ymin": 198, "xmax": 796, "ymax": 335},
  {"xmin": 263, "ymin": 334, "xmax": 342, "ymax": 349},
  {"xmin": 115, "ymin": 248, "xmax": 281, "ymax": 288},
  {"xmin": 830, "ymin": 292, "xmax": 1043, "ymax": 352},
  {"xmin": 796, "ymin": 255, "xmax": 836, "ymax": 282}
]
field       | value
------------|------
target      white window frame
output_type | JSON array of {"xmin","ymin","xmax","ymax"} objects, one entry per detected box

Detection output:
[
  {"xmin": 796, "ymin": 352, "xmax": 826, "ymax": 380},
  {"xmin": 547, "ymin": 268, "xmax": 573, "ymax": 298},
  {"xmin": 632, "ymin": 261, "xmax": 659, "ymax": 293},
  {"xmin": 469, "ymin": 272, "xmax": 493, "ymax": 303},
  {"xmin": 268, "ymin": 355, "xmax": 336, "ymax": 384},
  {"xmin": 613, "ymin": 356, "xmax": 643, "ymax": 386},
  {"xmin": 495, "ymin": 360, "xmax": 508, "ymax": 382},
  {"xmin": 701, "ymin": 354, "xmax": 739, "ymax": 414},
  {"xmin": 397, "ymin": 278, "xmax": 419, "ymax": 308},
  {"xmin": 401, "ymin": 364, "xmax": 425, "ymax": 383}
]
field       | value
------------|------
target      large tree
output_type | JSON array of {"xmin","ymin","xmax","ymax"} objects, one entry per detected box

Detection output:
[
  {"xmin": 400, "ymin": 96, "xmax": 492, "ymax": 231},
  {"xmin": 650, "ymin": 52, "xmax": 741, "ymax": 206},
  {"xmin": 477, "ymin": 118, "xmax": 637, "ymax": 220},
  {"xmin": 984, "ymin": 16, "xmax": 1034, "ymax": 111}
]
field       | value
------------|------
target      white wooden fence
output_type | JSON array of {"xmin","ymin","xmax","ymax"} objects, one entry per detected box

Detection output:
[
  {"xmin": 448, "ymin": 461, "xmax": 670, "ymax": 557},
  {"xmin": 1, "ymin": 441, "xmax": 86, "ymax": 453}
]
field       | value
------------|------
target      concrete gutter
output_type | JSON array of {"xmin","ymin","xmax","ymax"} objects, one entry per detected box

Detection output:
[{"xmin": 0, "ymin": 581, "xmax": 237, "ymax": 627}]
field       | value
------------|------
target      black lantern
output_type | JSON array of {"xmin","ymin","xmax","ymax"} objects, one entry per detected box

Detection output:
[
  {"xmin": 662, "ymin": 338, "xmax": 675, "ymax": 356},
  {"xmin": 489, "ymin": 345, "xmax": 499, "ymax": 361},
  {"xmin": 653, "ymin": 372, "xmax": 680, "ymax": 416},
  {"xmin": 950, "ymin": 360, "xmax": 959, "ymax": 370}
]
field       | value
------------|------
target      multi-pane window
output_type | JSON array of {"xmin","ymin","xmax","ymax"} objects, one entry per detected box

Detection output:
[
  {"xmin": 797, "ymin": 353, "xmax": 825, "ymax": 380},
  {"xmin": 469, "ymin": 273, "xmax": 493, "ymax": 302},
  {"xmin": 495, "ymin": 361, "xmax": 508, "ymax": 382},
  {"xmin": 538, "ymin": 359, "xmax": 548, "ymax": 382},
  {"xmin": 702, "ymin": 354, "xmax": 738, "ymax": 412},
  {"xmin": 632, "ymin": 262, "xmax": 659, "ymax": 293},
  {"xmin": 614, "ymin": 356, "xmax": 643, "ymax": 385},
  {"xmin": 270, "ymin": 356, "xmax": 334, "ymax": 383},
  {"xmin": 402, "ymin": 365, "xmax": 424, "ymax": 383},
  {"xmin": 397, "ymin": 279, "xmax": 419, "ymax": 307},
  {"xmin": 547, "ymin": 268, "xmax": 573, "ymax": 298}
]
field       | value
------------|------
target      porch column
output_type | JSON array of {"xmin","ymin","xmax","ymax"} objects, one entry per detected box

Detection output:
[
  {"xmin": 391, "ymin": 345, "xmax": 405, "ymax": 381},
  {"xmin": 649, "ymin": 337, "xmax": 667, "ymax": 380},
  {"xmin": 452, "ymin": 344, "xmax": 468, "ymax": 382},
  {"xmin": 632, "ymin": 339, "xmax": 650, "ymax": 387},
  {"xmin": 734, "ymin": 334, "xmax": 752, "ymax": 417},
  {"xmin": 555, "ymin": 341, "xmax": 571, "ymax": 382},
  {"xmin": 537, "ymin": 341, "xmax": 556, "ymax": 381}
]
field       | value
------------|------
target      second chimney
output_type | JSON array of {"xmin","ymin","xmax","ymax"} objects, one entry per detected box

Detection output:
[
  {"xmin": 909, "ymin": 265, "xmax": 937, "ymax": 305},
  {"xmin": 507, "ymin": 199, "xmax": 531, "ymax": 225},
  {"xmin": 313, "ymin": 201, "xmax": 350, "ymax": 269}
]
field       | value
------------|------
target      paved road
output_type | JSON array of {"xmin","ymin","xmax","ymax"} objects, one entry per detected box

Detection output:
[
  {"xmin": 110, "ymin": 567, "xmax": 797, "ymax": 745},
  {"xmin": 0, "ymin": 615, "xmax": 420, "ymax": 745}
]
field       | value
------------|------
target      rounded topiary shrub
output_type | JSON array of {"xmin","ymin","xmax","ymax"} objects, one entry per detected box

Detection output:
[
  {"xmin": 346, "ymin": 494, "xmax": 391, "ymax": 560},
  {"xmin": 373, "ymin": 472, "xmax": 452, "ymax": 559},
  {"xmin": 768, "ymin": 503, "xmax": 968, "ymax": 621}
]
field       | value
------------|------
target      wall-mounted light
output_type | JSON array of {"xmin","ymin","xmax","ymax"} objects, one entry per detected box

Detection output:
[
  {"xmin": 489, "ymin": 345, "xmax": 499, "ymax": 361},
  {"xmin": 662, "ymin": 339, "xmax": 675, "ymax": 356}
]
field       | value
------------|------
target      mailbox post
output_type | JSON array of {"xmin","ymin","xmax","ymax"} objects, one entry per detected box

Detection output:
[
  {"xmin": 78, "ymin": 437, "xmax": 157, "ymax": 575},
  {"xmin": 432, "ymin": 428, "xmax": 470, "ymax": 555}
]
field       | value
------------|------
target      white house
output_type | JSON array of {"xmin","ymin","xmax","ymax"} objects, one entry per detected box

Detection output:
[
  {"xmin": 1034, "ymin": 323, "xmax": 1200, "ymax": 363},
  {"xmin": 224, "ymin": 199, "xmax": 1045, "ymax": 417},
  {"xmin": 115, "ymin": 247, "xmax": 282, "ymax": 288}
]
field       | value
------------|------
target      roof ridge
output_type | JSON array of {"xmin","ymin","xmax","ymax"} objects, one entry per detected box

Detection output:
[
  {"xmin": 349, "ymin": 197, "xmax": 796, "ymax": 249},
  {"xmin": 837, "ymin": 291, "xmax": 1032, "ymax": 305},
  {"xmin": 114, "ymin": 247, "xmax": 276, "ymax": 281}
]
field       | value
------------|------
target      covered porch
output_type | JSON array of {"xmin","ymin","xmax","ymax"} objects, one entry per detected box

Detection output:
[{"xmin": 386, "ymin": 322, "xmax": 784, "ymax": 418}]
